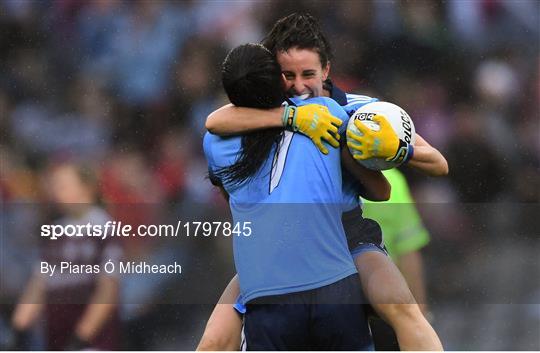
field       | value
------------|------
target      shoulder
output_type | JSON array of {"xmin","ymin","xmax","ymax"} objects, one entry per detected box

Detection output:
[
  {"xmin": 203, "ymin": 132, "xmax": 235, "ymax": 155},
  {"xmin": 203, "ymin": 132, "xmax": 242, "ymax": 170},
  {"xmin": 310, "ymin": 96, "xmax": 341, "ymax": 108},
  {"xmin": 202, "ymin": 132, "xmax": 217, "ymax": 163},
  {"xmin": 343, "ymin": 94, "xmax": 379, "ymax": 116},
  {"xmin": 304, "ymin": 97, "xmax": 348, "ymax": 120},
  {"xmin": 345, "ymin": 94, "xmax": 378, "ymax": 105},
  {"xmin": 294, "ymin": 96, "xmax": 338, "ymax": 108}
]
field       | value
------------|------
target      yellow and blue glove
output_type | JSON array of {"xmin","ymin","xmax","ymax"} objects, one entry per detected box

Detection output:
[
  {"xmin": 282, "ymin": 103, "xmax": 342, "ymax": 154},
  {"xmin": 346, "ymin": 114, "xmax": 414, "ymax": 165}
]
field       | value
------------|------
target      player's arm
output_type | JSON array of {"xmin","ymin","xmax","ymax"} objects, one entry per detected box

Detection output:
[
  {"xmin": 348, "ymin": 116, "xmax": 448, "ymax": 177},
  {"xmin": 206, "ymin": 103, "xmax": 342, "ymax": 154},
  {"xmin": 206, "ymin": 104, "xmax": 283, "ymax": 134},
  {"xmin": 341, "ymin": 147, "xmax": 391, "ymax": 201},
  {"xmin": 407, "ymin": 134, "xmax": 448, "ymax": 177}
]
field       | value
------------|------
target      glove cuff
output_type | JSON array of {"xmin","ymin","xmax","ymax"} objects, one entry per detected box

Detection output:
[
  {"xmin": 281, "ymin": 103, "xmax": 298, "ymax": 131},
  {"xmin": 387, "ymin": 140, "xmax": 413, "ymax": 165},
  {"xmin": 403, "ymin": 143, "xmax": 414, "ymax": 164}
]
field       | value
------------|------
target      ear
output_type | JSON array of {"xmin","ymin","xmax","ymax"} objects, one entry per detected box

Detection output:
[
  {"xmin": 281, "ymin": 73, "xmax": 287, "ymax": 90},
  {"xmin": 322, "ymin": 61, "xmax": 331, "ymax": 81}
]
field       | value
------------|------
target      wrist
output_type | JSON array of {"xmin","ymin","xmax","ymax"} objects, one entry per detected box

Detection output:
[
  {"xmin": 402, "ymin": 143, "xmax": 414, "ymax": 164},
  {"xmin": 281, "ymin": 103, "xmax": 298, "ymax": 131},
  {"xmin": 386, "ymin": 139, "xmax": 410, "ymax": 165}
]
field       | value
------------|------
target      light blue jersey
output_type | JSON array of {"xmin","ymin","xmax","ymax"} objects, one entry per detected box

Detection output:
[
  {"xmin": 343, "ymin": 93, "xmax": 379, "ymax": 116},
  {"xmin": 330, "ymin": 86, "xmax": 379, "ymax": 212},
  {"xmin": 203, "ymin": 97, "xmax": 357, "ymax": 304}
]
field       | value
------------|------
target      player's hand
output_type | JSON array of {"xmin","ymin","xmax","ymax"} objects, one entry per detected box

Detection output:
[
  {"xmin": 282, "ymin": 103, "xmax": 342, "ymax": 154},
  {"xmin": 346, "ymin": 114, "xmax": 413, "ymax": 164}
]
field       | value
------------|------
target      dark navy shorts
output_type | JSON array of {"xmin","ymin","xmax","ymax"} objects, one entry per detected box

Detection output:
[
  {"xmin": 342, "ymin": 207, "xmax": 388, "ymax": 257},
  {"xmin": 242, "ymin": 274, "xmax": 373, "ymax": 351}
]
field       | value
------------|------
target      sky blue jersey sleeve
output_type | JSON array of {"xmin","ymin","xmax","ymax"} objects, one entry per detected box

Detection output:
[
  {"xmin": 203, "ymin": 132, "xmax": 243, "ymax": 186},
  {"xmin": 342, "ymin": 94, "xmax": 379, "ymax": 117}
]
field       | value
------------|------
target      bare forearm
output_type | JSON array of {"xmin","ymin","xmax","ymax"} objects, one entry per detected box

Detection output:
[
  {"xmin": 206, "ymin": 104, "xmax": 283, "ymax": 135},
  {"xmin": 341, "ymin": 148, "xmax": 390, "ymax": 201},
  {"xmin": 407, "ymin": 134, "xmax": 448, "ymax": 176}
]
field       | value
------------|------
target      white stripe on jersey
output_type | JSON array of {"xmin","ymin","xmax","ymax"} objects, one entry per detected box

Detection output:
[
  {"xmin": 240, "ymin": 324, "xmax": 247, "ymax": 351},
  {"xmin": 345, "ymin": 95, "xmax": 375, "ymax": 106},
  {"xmin": 269, "ymin": 130, "xmax": 294, "ymax": 193},
  {"xmin": 345, "ymin": 94, "xmax": 374, "ymax": 102}
]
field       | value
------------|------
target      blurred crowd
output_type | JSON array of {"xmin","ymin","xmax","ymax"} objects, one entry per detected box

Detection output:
[{"xmin": 1, "ymin": 0, "xmax": 538, "ymax": 350}]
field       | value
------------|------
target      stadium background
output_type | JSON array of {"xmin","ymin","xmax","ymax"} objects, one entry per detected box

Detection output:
[{"xmin": 0, "ymin": 0, "xmax": 538, "ymax": 350}]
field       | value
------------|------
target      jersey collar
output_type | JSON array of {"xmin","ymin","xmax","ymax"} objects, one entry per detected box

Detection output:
[{"xmin": 324, "ymin": 79, "xmax": 348, "ymax": 106}]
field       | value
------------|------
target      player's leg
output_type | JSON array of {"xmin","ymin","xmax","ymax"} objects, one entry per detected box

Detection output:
[
  {"xmin": 197, "ymin": 275, "xmax": 242, "ymax": 351},
  {"xmin": 343, "ymin": 213, "xmax": 442, "ymax": 350},
  {"xmin": 369, "ymin": 315, "xmax": 400, "ymax": 351},
  {"xmin": 353, "ymin": 249, "xmax": 443, "ymax": 351}
]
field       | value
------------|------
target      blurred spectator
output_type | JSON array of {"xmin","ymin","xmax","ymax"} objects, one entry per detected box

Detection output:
[
  {"xmin": 76, "ymin": 0, "xmax": 123, "ymax": 77},
  {"xmin": 101, "ymin": 147, "xmax": 164, "ymax": 229},
  {"xmin": 106, "ymin": 1, "xmax": 191, "ymax": 106},
  {"xmin": 10, "ymin": 76, "xmax": 112, "ymax": 163},
  {"xmin": 446, "ymin": 105, "xmax": 508, "ymax": 203},
  {"xmin": 171, "ymin": 36, "xmax": 226, "ymax": 135},
  {"xmin": 447, "ymin": 0, "xmax": 539, "ymax": 52},
  {"xmin": 10, "ymin": 162, "xmax": 121, "ymax": 350},
  {"xmin": 191, "ymin": 0, "xmax": 262, "ymax": 46}
]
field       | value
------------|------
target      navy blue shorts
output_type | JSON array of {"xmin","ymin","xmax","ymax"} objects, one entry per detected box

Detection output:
[
  {"xmin": 342, "ymin": 207, "xmax": 388, "ymax": 257},
  {"xmin": 243, "ymin": 274, "xmax": 373, "ymax": 350}
]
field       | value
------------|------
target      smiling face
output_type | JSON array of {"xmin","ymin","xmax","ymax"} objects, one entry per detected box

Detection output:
[{"xmin": 276, "ymin": 47, "xmax": 330, "ymax": 99}]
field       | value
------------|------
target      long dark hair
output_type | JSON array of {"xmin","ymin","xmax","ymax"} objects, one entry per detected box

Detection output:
[
  {"xmin": 262, "ymin": 12, "xmax": 333, "ymax": 68},
  {"xmin": 216, "ymin": 44, "xmax": 285, "ymax": 186}
]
